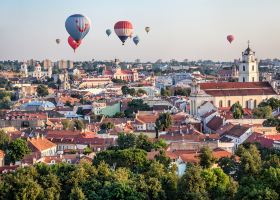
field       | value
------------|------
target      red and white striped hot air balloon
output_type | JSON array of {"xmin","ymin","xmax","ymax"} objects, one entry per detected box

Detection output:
[{"xmin": 114, "ymin": 21, "xmax": 133, "ymax": 45}]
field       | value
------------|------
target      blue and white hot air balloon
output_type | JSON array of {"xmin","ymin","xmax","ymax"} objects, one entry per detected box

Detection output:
[
  {"xmin": 133, "ymin": 36, "xmax": 140, "ymax": 45},
  {"xmin": 65, "ymin": 14, "xmax": 91, "ymax": 42}
]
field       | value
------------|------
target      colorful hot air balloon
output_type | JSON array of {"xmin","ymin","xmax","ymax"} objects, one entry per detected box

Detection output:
[
  {"xmin": 227, "ymin": 35, "xmax": 234, "ymax": 44},
  {"xmin": 56, "ymin": 39, "xmax": 60, "ymax": 44},
  {"xmin": 106, "ymin": 29, "xmax": 112, "ymax": 37},
  {"xmin": 114, "ymin": 21, "xmax": 133, "ymax": 45},
  {"xmin": 133, "ymin": 36, "xmax": 140, "ymax": 45},
  {"xmin": 65, "ymin": 14, "xmax": 91, "ymax": 42},
  {"xmin": 68, "ymin": 36, "xmax": 82, "ymax": 52},
  {"xmin": 145, "ymin": 27, "xmax": 150, "ymax": 33}
]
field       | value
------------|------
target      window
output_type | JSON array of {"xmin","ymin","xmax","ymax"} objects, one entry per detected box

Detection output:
[
  {"xmin": 219, "ymin": 100, "xmax": 223, "ymax": 107},
  {"xmin": 246, "ymin": 101, "xmax": 249, "ymax": 108},
  {"xmin": 243, "ymin": 66, "xmax": 245, "ymax": 71},
  {"xmin": 227, "ymin": 100, "xmax": 231, "ymax": 107},
  {"xmin": 252, "ymin": 77, "xmax": 255, "ymax": 82},
  {"xmin": 252, "ymin": 65, "xmax": 254, "ymax": 71},
  {"xmin": 254, "ymin": 100, "xmax": 257, "ymax": 108},
  {"xmin": 243, "ymin": 77, "xmax": 245, "ymax": 82}
]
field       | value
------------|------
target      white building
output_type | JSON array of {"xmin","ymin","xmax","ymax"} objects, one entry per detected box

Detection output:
[{"xmin": 238, "ymin": 42, "xmax": 259, "ymax": 82}]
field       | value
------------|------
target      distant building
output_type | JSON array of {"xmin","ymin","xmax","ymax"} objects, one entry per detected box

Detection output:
[
  {"xmin": 28, "ymin": 135, "xmax": 57, "ymax": 157},
  {"xmin": 32, "ymin": 63, "xmax": 52, "ymax": 79},
  {"xmin": 43, "ymin": 59, "xmax": 52, "ymax": 69},
  {"xmin": 20, "ymin": 63, "xmax": 28, "ymax": 78},
  {"xmin": 20, "ymin": 101, "xmax": 55, "ymax": 111},
  {"xmin": 57, "ymin": 60, "xmax": 73, "ymax": 69},
  {"xmin": 103, "ymin": 66, "xmax": 139, "ymax": 82}
]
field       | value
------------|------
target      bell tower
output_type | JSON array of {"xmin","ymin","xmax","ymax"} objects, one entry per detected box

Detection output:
[{"xmin": 238, "ymin": 41, "xmax": 259, "ymax": 82}]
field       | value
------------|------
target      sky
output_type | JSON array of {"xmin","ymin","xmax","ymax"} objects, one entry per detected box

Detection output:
[{"xmin": 1, "ymin": 0, "xmax": 280, "ymax": 62}]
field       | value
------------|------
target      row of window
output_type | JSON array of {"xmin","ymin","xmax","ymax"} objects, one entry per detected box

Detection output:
[
  {"xmin": 219, "ymin": 100, "xmax": 257, "ymax": 108},
  {"xmin": 242, "ymin": 65, "xmax": 255, "ymax": 71}
]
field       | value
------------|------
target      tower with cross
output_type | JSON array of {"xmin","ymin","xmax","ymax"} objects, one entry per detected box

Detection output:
[{"xmin": 238, "ymin": 41, "xmax": 259, "ymax": 82}]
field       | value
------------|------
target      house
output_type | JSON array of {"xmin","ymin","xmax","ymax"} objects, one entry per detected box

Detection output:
[
  {"xmin": 205, "ymin": 115, "xmax": 225, "ymax": 133},
  {"xmin": 133, "ymin": 111, "xmax": 159, "ymax": 131},
  {"xmin": 219, "ymin": 124, "xmax": 253, "ymax": 150},
  {"xmin": 28, "ymin": 135, "xmax": 57, "ymax": 157}
]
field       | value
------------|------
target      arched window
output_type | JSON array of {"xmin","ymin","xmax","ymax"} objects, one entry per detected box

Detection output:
[
  {"xmin": 243, "ymin": 66, "xmax": 246, "ymax": 71},
  {"xmin": 219, "ymin": 100, "xmax": 223, "ymax": 108},
  {"xmin": 252, "ymin": 65, "xmax": 254, "ymax": 71},
  {"xmin": 252, "ymin": 77, "xmax": 255, "ymax": 82},
  {"xmin": 254, "ymin": 100, "xmax": 257, "ymax": 108},
  {"xmin": 228, "ymin": 100, "xmax": 231, "ymax": 107},
  {"xmin": 243, "ymin": 77, "xmax": 245, "ymax": 82}
]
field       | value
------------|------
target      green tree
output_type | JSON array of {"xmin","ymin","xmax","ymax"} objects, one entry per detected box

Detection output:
[
  {"xmin": 265, "ymin": 97, "xmax": 280, "ymax": 110},
  {"xmin": 230, "ymin": 102, "xmax": 244, "ymax": 119},
  {"xmin": 62, "ymin": 119, "xmax": 74, "ymax": 130},
  {"xmin": 155, "ymin": 113, "xmax": 172, "ymax": 138},
  {"xmin": 137, "ymin": 89, "xmax": 147, "ymax": 96},
  {"xmin": 73, "ymin": 120, "xmax": 85, "ymax": 131},
  {"xmin": 128, "ymin": 88, "xmax": 136, "ymax": 96},
  {"xmin": 174, "ymin": 88, "xmax": 191, "ymax": 96},
  {"xmin": 0, "ymin": 96, "xmax": 12, "ymax": 109},
  {"xmin": 117, "ymin": 133, "xmax": 137, "ymax": 149},
  {"xmin": 36, "ymin": 84, "xmax": 49, "ymax": 97},
  {"xmin": 83, "ymin": 147, "xmax": 92, "ymax": 155},
  {"xmin": 121, "ymin": 85, "xmax": 130, "ymax": 95},
  {"xmin": 253, "ymin": 105, "xmax": 272, "ymax": 119},
  {"xmin": 7, "ymin": 138, "xmax": 31, "ymax": 164},
  {"xmin": 161, "ymin": 88, "xmax": 172, "ymax": 97},
  {"xmin": 178, "ymin": 165, "xmax": 208, "ymax": 200},
  {"xmin": 69, "ymin": 186, "xmax": 86, "ymax": 200},
  {"xmin": 0, "ymin": 130, "xmax": 10, "ymax": 150},
  {"xmin": 199, "ymin": 146, "xmax": 217, "ymax": 169},
  {"xmin": 263, "ymin": 118, "xmax": 280, "ymax": 132}
]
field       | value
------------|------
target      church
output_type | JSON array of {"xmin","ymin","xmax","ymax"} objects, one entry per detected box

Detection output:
[{"xmin": 189, "ymin": 43, "xmax": 278, "ymax": 117}]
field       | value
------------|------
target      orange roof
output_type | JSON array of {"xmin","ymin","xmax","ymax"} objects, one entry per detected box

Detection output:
[
  {"xmin": 136, "ymin": 114, "xmax": 159, "ymax": 123},
  {"xmin": 28, "ymin": 137, "xmax": 56, "ymax": 152}
]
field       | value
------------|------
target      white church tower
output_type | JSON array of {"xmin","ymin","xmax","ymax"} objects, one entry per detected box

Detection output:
[
  {"xmin": 20, "ymin": 63, "xmax": 28, "ymax": 78},
  {"xmin": 238, "ymin": 41, "xmax": 259, "ymax": 82}
]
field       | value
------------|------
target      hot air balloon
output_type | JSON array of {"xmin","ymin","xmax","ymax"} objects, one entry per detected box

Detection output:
[
  {"xmin": 106, "ymin": 29, "xmax": 112, "ymax": 37},
  {"xmin": 56, "ymin": 39, "xmax": 60, "ymax": 44},
  {"xmin": 65, "ymin": 14, "xmax": 91, "ymax": 42},
  {"xmin": 227, "ymin": 35, "xmax": 234, "ymax": 44},
  {"xmin": 114, "ymin": 21, "xmax": 133, "ymax": 45},
  {"xmin": 133, "ymin": 36, "xmax": 140, "ymax": 45},
  {"xmin": 145, "ymin": 27, "xmax": 150, "ymax": 34},
  {"xmin": 68, "ymin": 36, "xmax": 82, "ymax": 52}
]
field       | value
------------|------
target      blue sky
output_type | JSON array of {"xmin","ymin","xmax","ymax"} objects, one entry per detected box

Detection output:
[{"xmin": 1, "ymin": 0, "xmax": 280, "ymax": 62}]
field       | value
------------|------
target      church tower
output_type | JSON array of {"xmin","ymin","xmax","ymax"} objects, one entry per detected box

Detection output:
[
  {"xmin": 20, "ymin": 63, "xmax": 28, "ymax": 78},
  {"xmin": 47, "ymin": 66, "xmax": 52, "ymax": 78},
  {"xmin": 238, "ymin": 41, "xmax": 259, "ymax": 82}
]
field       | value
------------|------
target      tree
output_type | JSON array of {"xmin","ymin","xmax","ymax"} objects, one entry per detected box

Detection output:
[
  {"xmin": 218, "ymin": 156, "xmax": 238, "ymax": 176},
  {"xmin": 0, "ymin": 130, "xmax": 10, "ymax": 150},
  {"xmin": 117, "ymin": 133, "xmax": 137, "ymax": 149},
  {"xmin": 36, "ymin": 84, "xmax": 49, "ymax": 97},
  {"xmin": 69, "ymin": 186, "xmax": 86, "ymax": 200},
  {"xmin": 128, "ymin": 88, "xmax": 136, "ymax": 96},
  {"xmin": 265, "ymin": 97, "xmax": 280, "ymax": 110},
  {"xmin": 263, "ymin": 118, "xmax": 280, "ymax": 132},
  {"xmin": 62, "ymin": 119, "xmax": 74, "ymax": 130},
  {"xmin": 73, "ymin": 120, "xmax": 85, "ymax": 131},
  {"xmin": 0, "ymin": 96, "xmax": 12, "ymax": 109},
  {"xmin": 161, "ymin": 88, "xmax": 171, "ymax": 97},
  {"xmin": 124, "ymin": 99, "xmax": 151, "ymax": 118},
  {"xmin": 83, "ymin": 147, "xmax": 92, "ymax": 155},
  {"xmin": 178, "ymin": 165, "xmax": 208, "ymax": 200},
  {"xmin": 121, "ymin": 86, "xmax": 130, "ymax": 95},
  {"xmin": 155, "ymin": 113, "xmax": 172, "ymax": 138},
  {"xmin": 137, "ymin": 89, "xmax": 147, "ymax": 96},
  {"xmin": 100, "ymin": 122, "xmax": 114, "ymax": 131},
  {"xmin": 253, "ymin": 106, "xmax": 272, "ymax": 119},
  {"xmin": 7, "ymin": 138, "xmax": 31, "ymax": 164},
  {"xmin": 174, "ymin": 88, "xmax": 191, "ymax": 96},
  {"xmin": 113, "ymin": 112, "xmax": 126, "ymax": 118},
  {"xmin": 230, "ymin": 102, "xmax": 244, "ymax": 119},
  {"xmin": 199, "ymin": 146, "xmax": 216, "ymax": 169},
  {"xmin": 236, "ymin": 144, "xmax": 262, "ymax": 177}
]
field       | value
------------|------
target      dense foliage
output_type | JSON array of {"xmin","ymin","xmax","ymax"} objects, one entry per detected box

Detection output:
[{"xmin": 2, "ymin": 136, "xmax": 280, "ymax": 199}]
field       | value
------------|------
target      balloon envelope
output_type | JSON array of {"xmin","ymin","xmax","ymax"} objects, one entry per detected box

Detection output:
[
  {"xmin": 145, "ymin": 27, "xmax": 150, "ymax": 33},
  {"xmin": 106, "ymin": 29, "xmax": 112, "ymax": 37},
  {"xmin": 68, "ymin": 36, "xmax": 82, "ymax": 52},
  {"xmin": 56, "ymin": 39, "xmax": 60, "ymax": 44},
  {"xmin": 133, "ymin": 36, "xmax": 140, "ymax": 45},
  {"xmin": 65, "ymin": 14, "xmax": 91, "ymax": 42},
  {"xmin": 114, "ymin": 21, "xmax": 133, "ymax": 45},
  {"xmin": 227, "ymin": 35, "xmax": 234, "ymax": 44}
]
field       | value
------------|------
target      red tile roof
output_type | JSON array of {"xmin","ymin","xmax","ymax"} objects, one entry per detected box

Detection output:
[
  {"xmin": 206, "ymin": 116, "xmax": 224, "ymax": 131},
  {"xmin": 28, "ymin": 137, "xmax": 56, "ymax": 152},
  {"xmin": 199, "ymin": 82, "xmax": 276, "ymax": 97}
]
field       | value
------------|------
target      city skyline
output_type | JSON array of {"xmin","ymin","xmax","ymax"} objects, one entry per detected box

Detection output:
[{"xmin": 1, "ymin": 0, "xmax": 280, "ymax": 62}]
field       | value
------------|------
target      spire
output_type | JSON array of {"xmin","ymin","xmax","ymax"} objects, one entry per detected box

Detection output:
[{"xmin": 248, "ymin": 40, "xmax": 250, "ymax": 48}]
